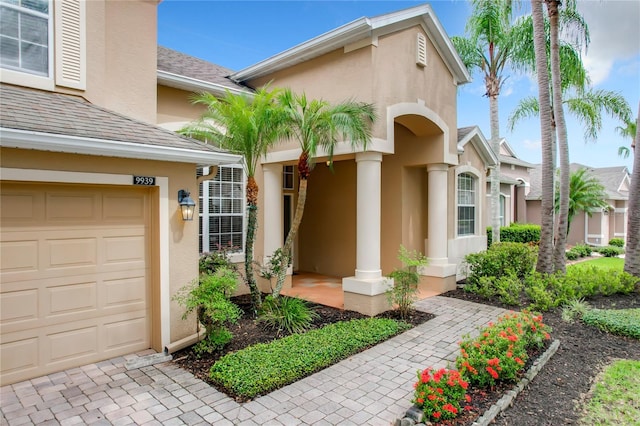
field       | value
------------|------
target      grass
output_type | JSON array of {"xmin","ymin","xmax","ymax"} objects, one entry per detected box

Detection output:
[
  {"xmin": 568, "ymin": 257, "xmax": 624, "ymax": 271},
  {"xmin": 579, "ymin": 360, "xmax": 640, "ymax": 425}
]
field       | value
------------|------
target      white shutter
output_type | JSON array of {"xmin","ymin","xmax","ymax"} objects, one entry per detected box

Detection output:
[
  {"xmin": 416, "ymin": 33, "xmax": 427, "ymax": 67},
  {"xmin": 55, "ymin": 0, "xmax": 86, "ymax": 90}
]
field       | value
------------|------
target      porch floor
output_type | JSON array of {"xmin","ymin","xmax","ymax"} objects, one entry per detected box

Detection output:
[{"xmin": 281, "ymin": 271, "xmax": 442, "ymax": 310}]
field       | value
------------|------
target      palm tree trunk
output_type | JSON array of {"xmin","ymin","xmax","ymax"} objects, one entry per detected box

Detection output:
[
  {"xmin": 624, "ymin": 102, "xmax": 640, "ymax": 276},
  {"xmin": 547, "ymin": 0, "xmax": 569, "ymax": 273},
  {"xmin": 488, "ymin": 88, "xmax": 502, "ymax": 244},
  {"xmin": 245, "ymin": 176, "xmax": 261, "ymax": 314},
  {"xmin": 532, "ymin": 0, "xmax": 554, "ymax": 274}
]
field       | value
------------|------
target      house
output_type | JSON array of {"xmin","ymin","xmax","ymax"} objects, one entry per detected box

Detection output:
[
  {"xmin": 0, "ymin": 0, "xmax": 241, "ymax": 386},
  {"xmin": 156, "ymin": 3, "xmax": 498, "ymax": 315},
  {"xmin": 525, "ymin": 164, "xmax": 630, "ymax": 246},
  {"xmin": 0, "ymin": 1, "xmax": 497, "ymax": 385}
]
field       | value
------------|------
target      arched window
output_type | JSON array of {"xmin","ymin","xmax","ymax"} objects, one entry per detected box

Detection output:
[{"xmin": 457, "ymin": 173, "xmax": 476, "ymax": 236}]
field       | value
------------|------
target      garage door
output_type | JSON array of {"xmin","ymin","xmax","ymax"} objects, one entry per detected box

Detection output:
[{"xmin": 0, "ymin": 182, "xmax": 152, "ymax": 385}]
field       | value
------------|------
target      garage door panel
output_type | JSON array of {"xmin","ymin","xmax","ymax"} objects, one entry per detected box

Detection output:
[{"xmin": 0, "ymin": 183, "xmax": 152, "ymax": 385}]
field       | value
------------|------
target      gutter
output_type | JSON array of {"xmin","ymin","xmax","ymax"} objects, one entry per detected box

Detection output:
[{"xmin": 157, "ymin": 70, "xmax": 253, "ymax": 97}]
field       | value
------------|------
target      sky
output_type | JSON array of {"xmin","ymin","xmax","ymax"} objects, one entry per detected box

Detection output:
[{"xmin": 158, "ymin": 0, "xmax": 640, "ymax": 171}]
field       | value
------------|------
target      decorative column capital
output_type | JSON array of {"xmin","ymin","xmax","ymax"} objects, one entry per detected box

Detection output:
[
  {"xmin": 355, "ymin": 151, "xmax": 383, "ymax": 163},
  {"xmin": 426, "ymin": 163, "xmax": 449, "ymax": 173}
]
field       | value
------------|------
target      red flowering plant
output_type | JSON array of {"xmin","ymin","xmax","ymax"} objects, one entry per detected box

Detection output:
[
  {"xmin": 456, "ymin": 311, "xmax": 551, "ymax": 388},
  {"xmin": 412, "ymin": 367, "xmax": 471, "ymax": 422}
]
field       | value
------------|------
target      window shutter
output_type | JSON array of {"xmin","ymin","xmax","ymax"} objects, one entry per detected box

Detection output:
[
  {"xmin": 55, "ymin": 0, "xmax": 86, "ymax": 90},
  {"xmin": 416, "ymin": 33, "xmax": 427, "ymax": 67}
]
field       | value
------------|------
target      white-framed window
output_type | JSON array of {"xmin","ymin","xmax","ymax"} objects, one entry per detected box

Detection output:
[
  {"xmin": 457, "ymin": 172, "xmax": 476, "ymax": 236},
  {"xmin": 499, "ymin": 194, "xmax": 506, "ymax": 227},
  {"xmin": 283, "ymin": 165, "xmax": 294, "ymax": 190},
  {"xmin": 199, "ymin": 165, "xmax": 245, "ymax": 254},
  {"xmin": 0, "ymin": 0, "xmax": 50, "ymax": 77}
]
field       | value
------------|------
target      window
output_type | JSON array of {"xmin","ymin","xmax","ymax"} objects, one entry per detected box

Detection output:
[
  {"xmin": 499, "ymin": 194, "xmax": 506, "ymax": 227},
  {"xmin": 457, "ymin": 173, "xmax": 476, "ymax": 236},
  {"xmin": 0, "ymin": 0, "xmax": 50, "ymax": 76},
  {"xmin": 283, "ymin": 165, "xmax": 294, "ymax": 190},
  {"xmin": 199, "ymin": 165, "xmax": 245, "ymax": 253}
]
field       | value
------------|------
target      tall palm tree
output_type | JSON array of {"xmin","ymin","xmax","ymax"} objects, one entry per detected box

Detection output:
[
  {"xmin": 452, "ymin": 0, "xmax": 519, "ymax": 245},
  {"xmin": 625, "ymin": 103, "xmax": 640, "ymax": 277},
  {"xmin": 180, "ymin": 87, "xmax": 287, "ymax": 313},
  {"xmin": 554, "ymin": 168, "xmax": 608, "ymax": 236},
  {"xmin": 271, "ymin": 89, "xmax": 376, "ymax": 297},
  {"xmin": 617, "ymin": 118, "xmax": 637, "ymax": 158},
  {"xmin": 531, "ymin": 0, "xmax": 555, "ymax": 274}
]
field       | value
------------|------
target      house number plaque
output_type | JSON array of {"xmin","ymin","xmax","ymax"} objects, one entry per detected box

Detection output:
[{"xmin": 133, "ymin": 176, "xmax": 156, "ymax": 186}]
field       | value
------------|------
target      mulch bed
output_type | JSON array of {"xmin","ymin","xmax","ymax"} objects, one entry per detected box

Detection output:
[
  {"xmin": 172, "ymin": 294, "xmax": 434, "ymax": 399},
  {"xmin": 173, "ymin": 290, "xmax": 640, "ymax": 424}
]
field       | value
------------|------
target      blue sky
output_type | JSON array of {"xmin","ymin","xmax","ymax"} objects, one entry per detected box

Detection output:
[{"xmin": 158, "ymin": 0, "xmax": 640, "ymax": 171}]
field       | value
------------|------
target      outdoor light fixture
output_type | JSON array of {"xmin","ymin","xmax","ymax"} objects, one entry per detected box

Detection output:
[{"xmin": 178, "ymin": 189, "xmax": 196, "ymax": 221}]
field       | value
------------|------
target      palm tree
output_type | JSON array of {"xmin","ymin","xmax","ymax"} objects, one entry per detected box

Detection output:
[
  {"xmin": 617, "ymin": 118, "xmax": 637, "ymax": 158},
  {"xmin": 452, "ymin": 0, "xmax": 519, "ymax": 244},
  {"xmin": 625, "ymin": 103, "xmax": 640, "ymax": 277},
  {"xmin": 554, "ymin": 168, "xmax": 608, "ymax": 236},
  {"xmin": 531, "ymin": 0, "xmax": 555, "ymax": 274},
  {"xmin": 271, "ymin": 89, "xmax": 376, "ymax": 297},
  {"xmin": 180, "ymin": 87, "xmax": 287, "ymax": 313}
]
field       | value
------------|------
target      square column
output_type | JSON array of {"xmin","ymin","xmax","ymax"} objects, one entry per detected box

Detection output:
[
  {"xmin": 262, "ymin": 163, "xmax": 283, "ymax": 259},
  {"xmin": 343, "ymin": 151, "xmax": 392, "ymax": 315}
]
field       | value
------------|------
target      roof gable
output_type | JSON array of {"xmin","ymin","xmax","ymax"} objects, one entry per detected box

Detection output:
[
  {"xmin": 230, "ymin": 3, "xmax": 470, "ymax": 85},
  {"xmin": 457, "ymin": 125, "xmax": 498, "ymax": 167}
]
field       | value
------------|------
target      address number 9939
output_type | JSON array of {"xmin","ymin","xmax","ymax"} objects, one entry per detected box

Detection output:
[{"xmin": 133, "ymin": 176, "xmax": 156, "ymax": 186}]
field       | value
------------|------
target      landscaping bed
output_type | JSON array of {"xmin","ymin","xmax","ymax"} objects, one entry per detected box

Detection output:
[
  {"xmin": 441, "ymin": 289, "xmax": 640, "ymax": 425},
  {"xmin": 172, "ymin": 293, "xmax": 434, "ymax": 399}
]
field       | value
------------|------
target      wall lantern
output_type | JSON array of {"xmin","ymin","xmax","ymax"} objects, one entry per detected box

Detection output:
[{"xmin": 178, "ymin": 189, "xmax": 196, "ymax": 221}]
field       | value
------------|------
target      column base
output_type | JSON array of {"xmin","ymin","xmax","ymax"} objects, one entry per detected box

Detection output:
[
  {"xmin": 418, "ymin": 264, "xmax": 457, "ymax": 294},
  {"xmin": 342, "ymin": 276, "xmax": 393, "ymax": 316}
]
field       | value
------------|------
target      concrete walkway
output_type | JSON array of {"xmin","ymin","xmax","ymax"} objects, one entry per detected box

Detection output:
[{"xmin": 0, "ymin": 297, "xmax": 508, "ymax": 426}]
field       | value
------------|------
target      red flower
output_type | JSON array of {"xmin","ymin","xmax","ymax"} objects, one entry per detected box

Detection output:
[
  {"xmin": 487, "ymin": 358, "xmax": 500, "ymax": 367},
  {"xmin": 417, "ymin": 398, "xmax": 424, "ymax": 404},
  {"xmin": 443, "ymin": 403, "xmax": 458, "ymax": 414},
  {"xmin": 515, "ymin": 357, "xmax": 524, "ymax": 366},
  {"xmin": 486, "ymin": 366, "xmax": 499, "ymax": 379},
  {"xmin": 506, "ymin": 351, "xmax": 513, "ymax": 358},
  {"xmin": 433, "ymin": 412, "xmax": 441, "ymax": 419},
  {"xmin": 460, "ymin": 380, "xmax": 469, "ymax": 390},
  {"xmin": 507, "ymin": 335, "xmax": 518, "ymax": 342},
  {"xmin": 436, "ymin": 388, "xmax": 443, "ymax": 394},
  {"xmin": 428, "ymin": 394, "xmax": 437, "ymax": 401},
  {"xmin": 465, "ymin": 394, "xmax": 472, "ymax": 402},
  {"xmin": 464, "ymin": 405, "xmax": 473, "ymax": 411}
]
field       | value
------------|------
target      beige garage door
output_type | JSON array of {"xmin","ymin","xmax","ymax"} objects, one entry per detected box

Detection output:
[{"xmin": 0, "ymin": 182, "xmax": 152, "ymax": 385}]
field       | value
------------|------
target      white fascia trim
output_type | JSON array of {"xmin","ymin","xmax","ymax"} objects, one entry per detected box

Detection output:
[
  {"xmin": 0, "ymin": 167, "xmax": 172, "ymax": 351},
  {"xmin": 261, "ymin": 137, "xmax": 390, "ymax": 164},
  {"xmin": 457, "ymin": 126, "xmax": 498, "ymax": 166},
  {"xmin": 231, "ymin": 18, "xmax": 371, "ymax": 81},
  {"xmin": 0, "ymin": 128, "xmax": 242, "ymax": 166},
  {"xmin": 157, "ymin": 70, "xmax": 253, "ymax": 97}
]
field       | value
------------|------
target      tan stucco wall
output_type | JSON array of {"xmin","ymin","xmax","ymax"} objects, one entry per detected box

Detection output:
[
  {"xmin": 83, "ymin": 0, "xmax": 158, "ymax": 123},
  {"xmin": 157, "ymin": 86, "xmax": 207, "ymax": 125},
  {"xmin": 1, "ymin": 147, "xmax": 200, "ymax": 347},
  {"xmin": 297, "ymin": 161, "xmax": 357, "ymax": 277}
]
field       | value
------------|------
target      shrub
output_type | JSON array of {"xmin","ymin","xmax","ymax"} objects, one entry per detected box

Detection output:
[
  {"xmin": 565, "ymin": 249, "xmax": 580, "ymax": 261},
  {"xmin": 199, "ymin": 249, "xmax": 237, "ymax": 275},
  {"xmin": 561, "ymin": 299, "xmax": 591, "ymax": 323},
  {"xmin": 573, "ymin": 244, "xmax": 593, "ymax": 257},
  {"xmin": 386, "ymin": 246, "xmax": 428, "ymax": 319},
  {"xmin": 487, "ymin": 223, "xmax": 541, "ymax": 247},
  {"xmin": 413, "ymin": 368, "xmax": 470, "ymax": 422},
  {"xmin": 456, "ymin": 311, "xmax": 551, "ymax": 388},
  {"xmin": 608, "ymin": 238, "xmax": 624, "ymax": 247},
  {"xmin": 596, "ymin": 246, "xmax": 624, "ymax": 257},
  {"xmin": 258, "ymin": 295, "xmax": 318, "ymax": 334},
  {"xmin": 463, "ymin": 242, "xmax": 537, "ymax": 288},
  {"xmin": 172, "ymin": 267, "xmax": 242, "ymax": 355},
  {"xmin": 582, "ymin": 308, "xmax": 640, "ymax": 339},
  {"xmin": 474, "ymin": 272, "xmax": 523, "ymax": 306},
  {"xmin": 209, "ymin": 318, "xmax": 410, "ymax": 399}
]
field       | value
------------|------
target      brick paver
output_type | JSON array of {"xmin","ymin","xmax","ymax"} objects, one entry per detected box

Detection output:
[{"xmin": 0, "ymin": 297, "xmax": 506, "ymax": 425}]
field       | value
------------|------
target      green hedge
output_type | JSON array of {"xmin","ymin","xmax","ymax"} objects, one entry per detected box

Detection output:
[
  {"xmin": 209, "ymin": 318, "xmax": 410, "ymax": 399},
  {"xmin": 582, "ymin": 308, "xmax": 640, "ymax": 339},
  {"xmin": 487, "ymin": 223, "xmax": 541, "ymax": 247}
]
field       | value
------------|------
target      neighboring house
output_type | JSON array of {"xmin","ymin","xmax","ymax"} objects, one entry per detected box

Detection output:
[
  {"xmin": 155, "ymin": 4, "xmax": 498, "ymax": 316},
  {"xmin": 0, "ymin": 0, "xmax": 240, "ymax": 385},
  {"xmin": 525, "ymin": 164, "xmax": 631, "ymax": 246}
]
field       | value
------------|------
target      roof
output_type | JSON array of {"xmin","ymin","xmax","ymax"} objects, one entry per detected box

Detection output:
[
  {"xmin": 0, "ymin": 83, "xmax": 241, "ymax": 166},
  {"xmin": 526, "ymin": 163, "xmax": 630, "ymax": 201},
  {"xmin": 157, "ymin": 46, "xmax": 252, "ymax": 96},
  {"xmin": 230, "ymin": 3, "xmax": 470, "ymax": 85},
  {"xmin": 457, "ymin": 125, "xmax": 498, "ymax": 167},
  {"xmin": 499, "ymin": 154, "xmax": 536, "ymax": 168}
]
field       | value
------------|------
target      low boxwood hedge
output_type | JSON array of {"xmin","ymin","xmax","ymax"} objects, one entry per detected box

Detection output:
[
  {"xmin": 209, "ymin": 318, "xmax": 410, "ymax": 399},
  {"xmin": 582, "ymin": 308, "xmax": 640, "ymax": 339}
]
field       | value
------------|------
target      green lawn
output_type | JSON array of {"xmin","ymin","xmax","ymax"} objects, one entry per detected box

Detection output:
[
  {"xmin": 579, "ymin": 360, "xmax": 640, "ymax": 425},
  {"xmin": 568, "ymin": 257, "xmax": 624, "ymax": 271}
]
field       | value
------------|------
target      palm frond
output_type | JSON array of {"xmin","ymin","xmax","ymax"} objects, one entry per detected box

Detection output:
[{"xmin": 508, "ymin": 96, "xmax": 540, "ymax": 131}]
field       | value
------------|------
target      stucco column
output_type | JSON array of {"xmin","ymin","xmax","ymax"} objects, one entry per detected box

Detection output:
[
  {"xmin": 355, "ymin": 151, "xmax": 382, "ymax": 279},
  {"xmin": 427, "ymin": 163, "xmax": 449, "ymax": 265},
  {"xmin": 262, "ymin": 163, "xmax": 282, "ymax": 258}
]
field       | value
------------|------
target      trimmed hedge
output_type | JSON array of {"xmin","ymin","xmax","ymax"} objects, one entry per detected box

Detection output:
[
  {"xmin": 595, "ymin": 245, "xmax": 625, "ymax": 257},
  {"xmin": 608, "ymin": 238, "xmax": 624, "ymax": 247},
  {"xmin": 209, "ymin": 318, "xmax": 410, "ymax": 399},
  {"xmin": 464, "ymin": 242, "xmax": 538, "ymax": 288},
  {"xmin": 582, "ymin": 308, "xmax": 640, "ymax": 339},
  {"xmin": 487, "ymin": 223, "xmax": 541, "ymax": 247}
]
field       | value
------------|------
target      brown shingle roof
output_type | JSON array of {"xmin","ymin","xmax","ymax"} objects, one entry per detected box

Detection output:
[
  {"xmin": 157, "ymin": 46, "xmax": 248, "ymax": 92},
  {"xmin": 0, "ymin": 83, "xmax": 224, "ymax": 153}
]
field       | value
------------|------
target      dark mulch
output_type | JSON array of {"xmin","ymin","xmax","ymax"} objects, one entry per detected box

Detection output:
[
  {"xmin": 172, "ymin": 294, "xmax": 434, "ymax": 398},
  {"xmin": 441, "ymin": 288, "xmax": 640, "ymax": 425}
]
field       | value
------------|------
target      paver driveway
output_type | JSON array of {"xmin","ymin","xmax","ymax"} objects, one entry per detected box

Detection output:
[{"xmin": 0, "ymin": 296, "xmax": 507, "ymax": 425}]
